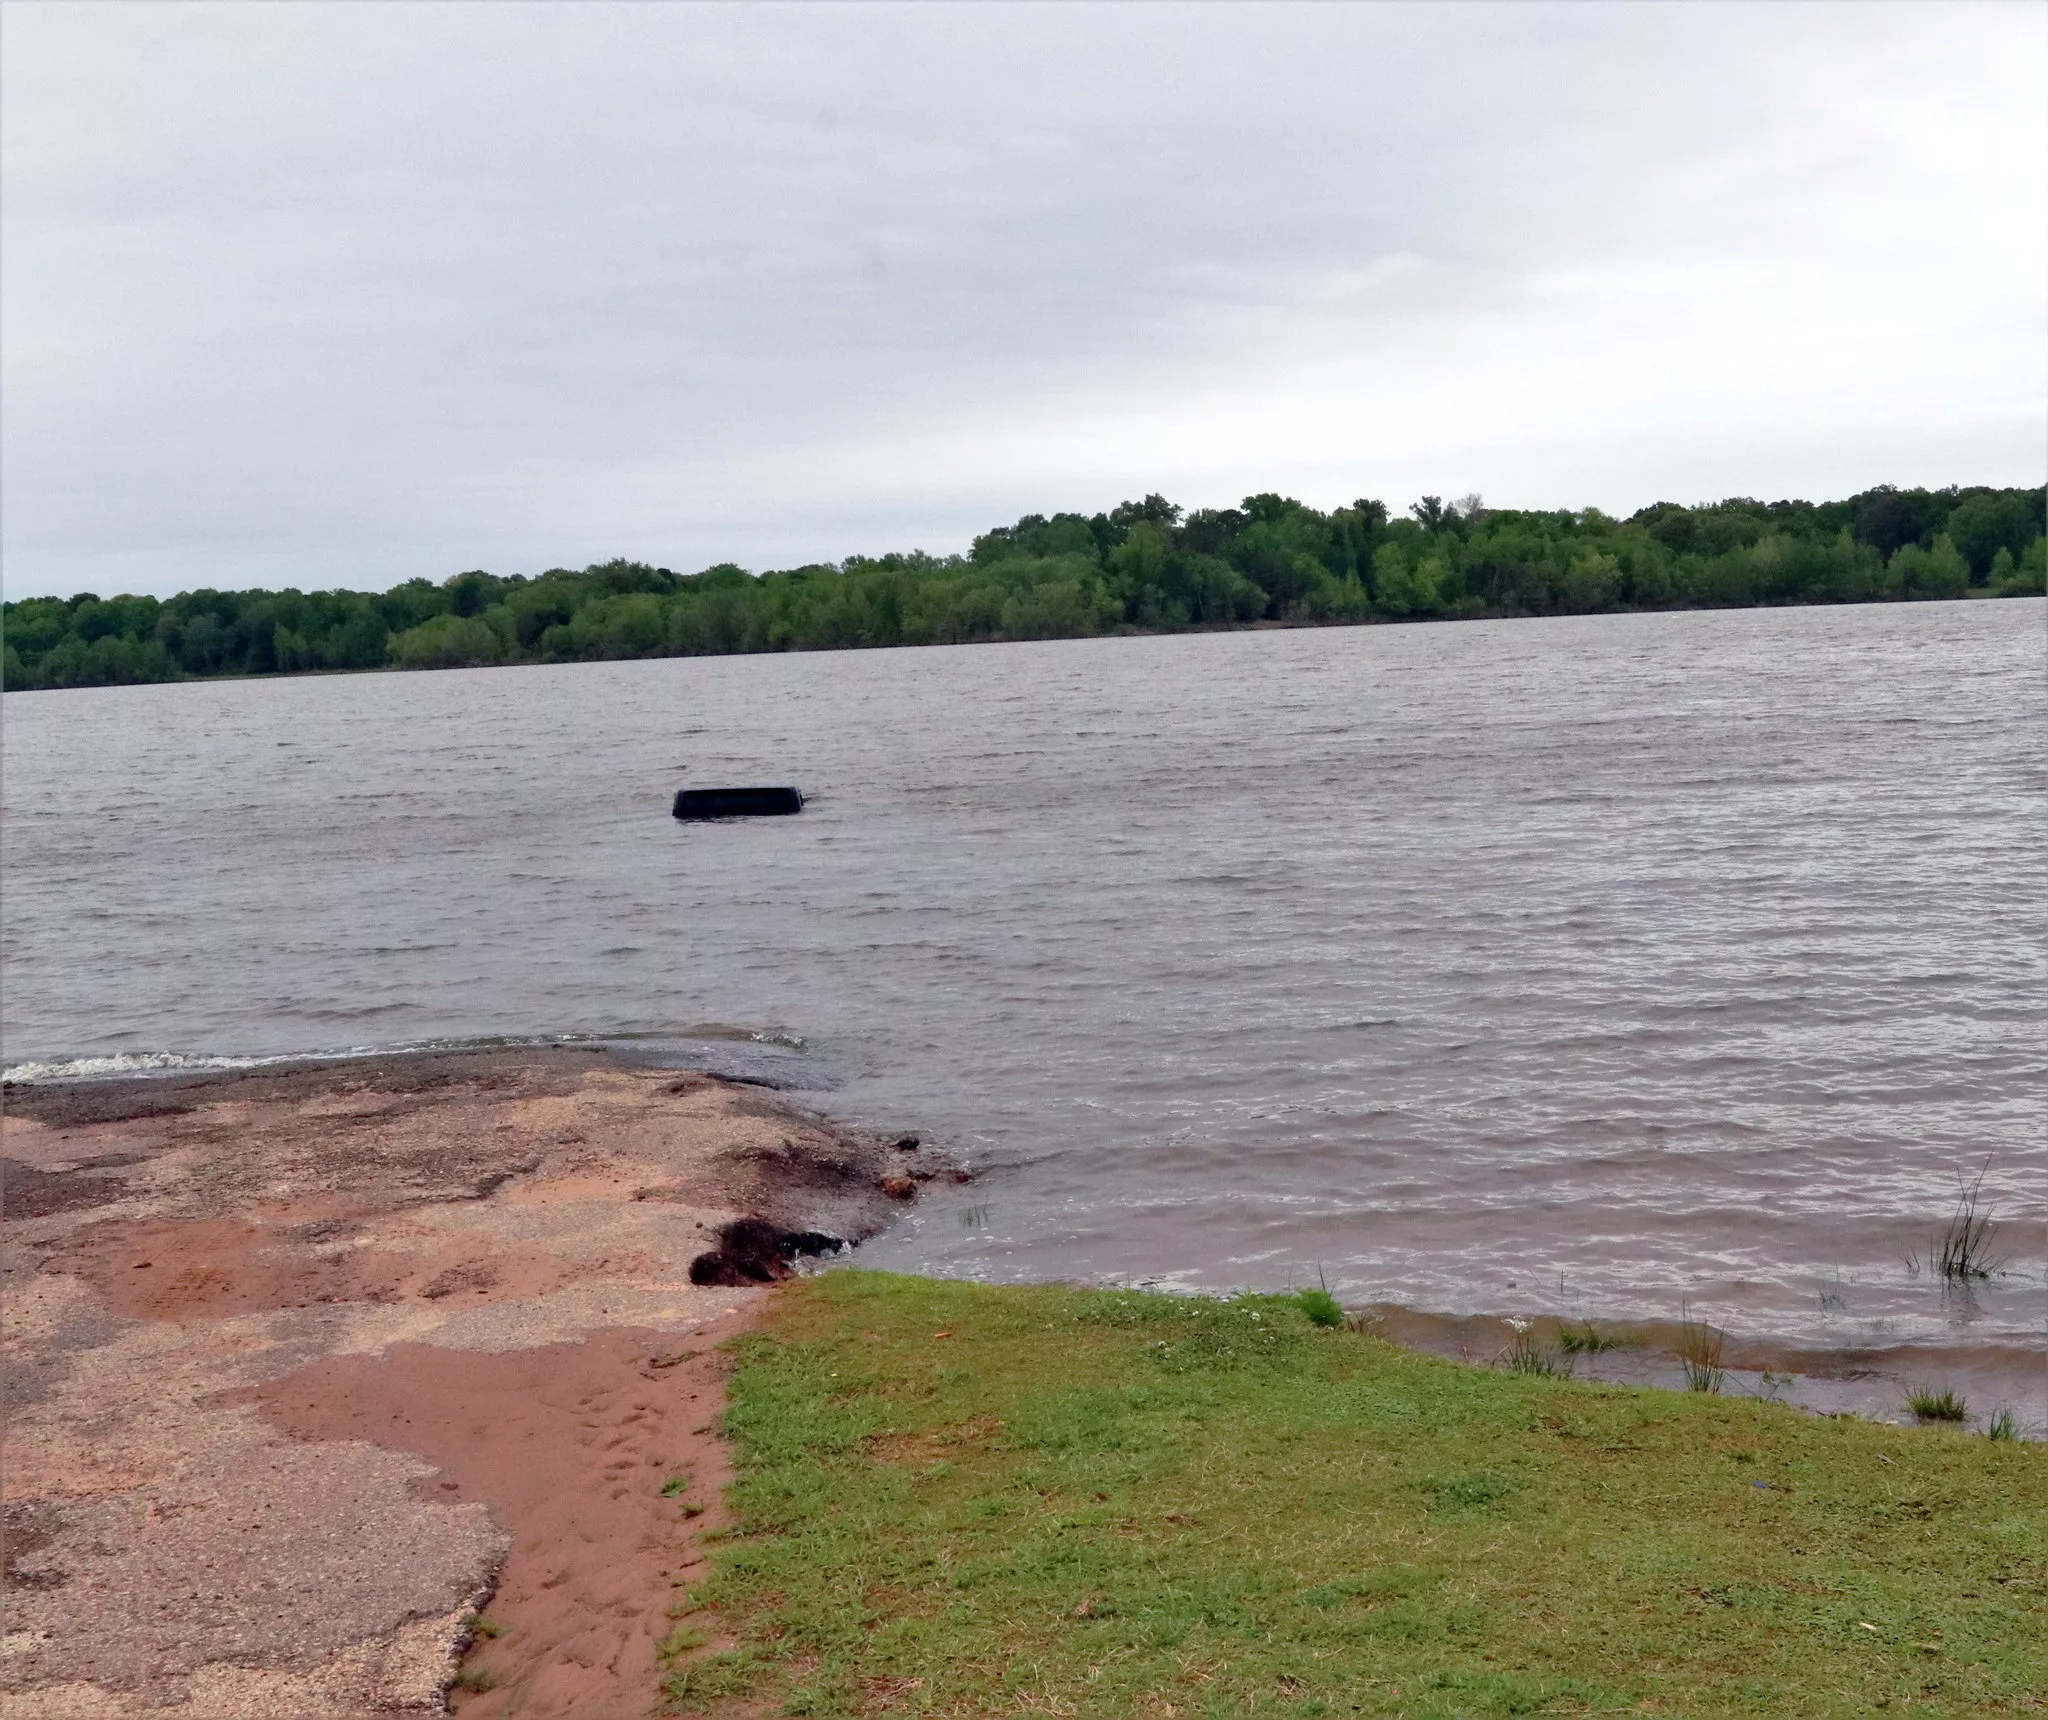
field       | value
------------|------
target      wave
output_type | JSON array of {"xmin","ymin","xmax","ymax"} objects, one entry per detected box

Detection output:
[
  {"xmin": 2, "ymin": 1050, "xmax": 282, "ymax": 1084},
  {"xmin": 2, "ymin": 1025, "xmax": 818, "ymax": 1086}
]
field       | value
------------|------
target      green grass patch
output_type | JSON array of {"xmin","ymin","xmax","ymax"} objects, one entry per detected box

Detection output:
[
  {"xmin": 1557, "ymin": 1320, "xmax": 1630, "ymax": 1354},
  {"xmin": 1909, "ymin": 1389, "xmax": 1970, "ymax": 1425},
  {"xmin": 1499, "ymin": 1328, "xmax": 1574, "ymax": 1380},
  {"xmin": 665, "ymin": 1271, "xmax": 2046, "ymax": 1718}
]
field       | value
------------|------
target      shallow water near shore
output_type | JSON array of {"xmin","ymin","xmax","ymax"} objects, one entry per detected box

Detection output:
[{"xmin": 5, "ymin": 602, "xmax": 2044, "ymax": 1417}]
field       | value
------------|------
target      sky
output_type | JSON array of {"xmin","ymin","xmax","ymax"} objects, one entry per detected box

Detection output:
[{"xmin": 3, "ymin": 1, "xmax": 2043, "ymax": 601}]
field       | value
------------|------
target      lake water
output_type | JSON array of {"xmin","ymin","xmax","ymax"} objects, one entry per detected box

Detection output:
[{"xmin": 5, "ymin": 601, "xmax": 2044, "ymax": 1413}]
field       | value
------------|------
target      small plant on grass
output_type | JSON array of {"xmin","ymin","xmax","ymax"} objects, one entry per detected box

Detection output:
[
  {"xmin": 1984, "ymin": 1406, "xmax": 2018, "ymax": 1441},
  {"xmin": 658, "ymin": 1624, "xmax": 709, "ymax": 1660},
  {"xmin": 1676, "ymin": 1305, "xmax": 1725, "ymax": 1394},
  {"xmin": 1907, "ymin": 1387, "xmax": 1968, "ymax": 1423},
  {"xmin": 1425, "ymin": 1470, "xmax": 1517, "ymax": 1510},
  {"xmin": 1500, "ymin": 1319, "xmax": 1574, "ymax": 1379},
  {"xmin": 1295, "ymin": 1286, "xmax": 1344, "ymax": 1328}
]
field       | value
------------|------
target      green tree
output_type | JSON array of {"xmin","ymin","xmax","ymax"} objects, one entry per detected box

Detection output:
[
  {"xmin": 1945, "ymin": 491, "xmax": 2043, "ymax": 580},
  {"xmin": 6, "ymin": 478, "xmax": 2041, "ymax": 692},
  {"xmin": 1000, "ymin": 578, "xmax": 1110, "ymax": 640},
  {"xmin": 390, "ymin": 614, "xmax": 501, "ymax": 669},
  {"xmin": 1890, "ymin": 535, "xmax": 1969, "ymax": 601},
  {"xmin": 1853, "ymin": 486, "xmax": 1951, "ymax": 557},
  {"xmin": 1991, "ymin": 538, "xmax": 2046, "ymax": 596},
  {"xmin": 328, "ymin": 608, "xmax": 392, "ymax": 669},
  {"xmin": 1372, "ymin": 542, "xmax": 1437, "ymax": 616}
]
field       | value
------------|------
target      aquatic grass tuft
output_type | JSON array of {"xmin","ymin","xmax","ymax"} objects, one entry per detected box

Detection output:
[
  {"xmin": 1558, "ymin": 1320, "xmax": 1629, "ymax": 1354},
  {"xmin": 1675, "ymin": 1305, "xmax": 1725, "ymax": 1394},
  {"xmin": 1294, "ymin": 1286, "xmax": 1345, "ymax": 1328},
  {"xmin": 1934, "ymin": 1165, "xmax": 2003, "ymax": 1283},
  {"xmin": 1984, "ymin": 1406, "xmax": 2019, "ymax": 1442},
  {"xmin": 1907, "ymin": 1387, "xmax": 1968, "ymax": 1424}
]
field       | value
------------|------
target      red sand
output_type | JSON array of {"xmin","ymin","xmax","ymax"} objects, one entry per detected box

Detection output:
[
  {"xmin": 62, "ymin": 1214, "xmax": 582, "ymax": 1320},
  {"xmin": 241, "ymin": 1311, "xmax": 757, "ymax": 1719},
  {"xmin": 4, "ymin": 1052, "xmax": 957, "ymax": 1714}
]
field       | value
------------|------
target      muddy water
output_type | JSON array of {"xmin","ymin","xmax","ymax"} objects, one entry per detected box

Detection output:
[{"xmin": 4, "ymin": 601, "xmax": 2043, "ymax": 1418}]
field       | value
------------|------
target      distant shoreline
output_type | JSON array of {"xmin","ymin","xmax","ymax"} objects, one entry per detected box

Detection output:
[
  {"xmin": 8, "ymin": 482, "xmax": 2042, "ymax": 690},
  {"xmin": 5, "ymin": 585, "xmax": 2046, "ymax": 699}
]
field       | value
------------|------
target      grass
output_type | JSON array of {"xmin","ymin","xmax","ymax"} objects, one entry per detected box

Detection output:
[
  {"xmin": 1986, "ymin": 1408, "xmax": 2020, "ymax": 1443},
  {"xmin": 1499, "ymin": 1326, "xmax": 1574, "ymax": 1379},
  {"xmin": 1908, "ymin": 1389, "xmax": 1970, "ymax": 1424},
  {"xmin": 661, "ymin": 1271, "xmax": 2045, "ymax": 1718},
  {"xmin": 1909, "ymin": 1165, "xmax": 2005, "ymax": 1284},
  {"xmin": 1676, "ymin": 1306, "xmax": 1727, "ymax": 1394},
  {"xmin": 1557, "ymin": 1320, "xmax": 1629, "ymax": 1354},
  {"xmin": 1935, "ymin": 1169, "xmax": 2004, "ymax": 1283}
]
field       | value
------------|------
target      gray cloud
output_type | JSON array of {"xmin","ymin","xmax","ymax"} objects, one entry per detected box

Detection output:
[{"xmin": 4, "ymin": 0, "xmax": 2042, "ymax": 597}]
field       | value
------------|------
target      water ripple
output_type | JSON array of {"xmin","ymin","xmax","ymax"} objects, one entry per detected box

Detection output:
[{"xmin": 3, "ymin": 601, "xmax": 2043, "ymax": 1357}]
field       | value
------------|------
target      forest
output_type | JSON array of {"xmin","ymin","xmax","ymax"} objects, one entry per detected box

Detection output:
[{"xmin": 5, "ymin": 483, "xmax": 2042, "ymax": 690}]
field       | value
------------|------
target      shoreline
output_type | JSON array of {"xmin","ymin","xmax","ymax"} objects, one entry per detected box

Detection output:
[
  {"xmin": 3, "ymin": 1050, "xmax": 2040, "ymax": 1715},
  {"xmin": 7, "ymin": 1047, "xmax": 2039, "ymax": 1432},
  {"xmin": 6, "ymin": 564, "xmax": 2042, "ymax": 700},
  {"xmin": 1, "ymin": 1047, "xmax": 957, "ymax": 1719}
]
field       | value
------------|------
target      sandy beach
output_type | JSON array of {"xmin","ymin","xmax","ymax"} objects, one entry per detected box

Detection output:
[{"xmin": 0, "ymin": 1049, "xmax": 958, "ymax": 1719}]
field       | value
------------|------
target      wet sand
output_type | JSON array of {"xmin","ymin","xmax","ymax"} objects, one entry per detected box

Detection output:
[{"xmin": 0, "ymin": 1049, "xmax": 955, "ymax": 1719}]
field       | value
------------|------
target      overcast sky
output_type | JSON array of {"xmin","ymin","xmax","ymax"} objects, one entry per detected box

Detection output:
[{"xmin": 4, "ymin": 1, "xmax": 2043, "ymax": 600}]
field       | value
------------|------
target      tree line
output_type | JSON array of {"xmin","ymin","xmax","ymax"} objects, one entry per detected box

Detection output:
[{"xmin": 5, "ymin": 482, "xmax": 2042, "ymax": 690}]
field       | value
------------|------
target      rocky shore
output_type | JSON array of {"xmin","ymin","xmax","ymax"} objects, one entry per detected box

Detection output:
[{"xmin": 0, "ymin": 1049, "xmax": 957, "ymax": 1719}]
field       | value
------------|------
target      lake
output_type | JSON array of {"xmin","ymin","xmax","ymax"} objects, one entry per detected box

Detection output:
[{"xmin": 5, "ymin": 600, "xmax": 2043, "ymax": 1409}]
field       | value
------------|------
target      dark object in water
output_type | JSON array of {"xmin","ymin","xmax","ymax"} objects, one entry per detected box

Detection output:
[
  {"xmin": 687, "ymin": 1218, "xmax": 842, "ymax": 1285},
  {"xmin": 672, "ymin": 786, "xmax": 804, "ymax": 820}
]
